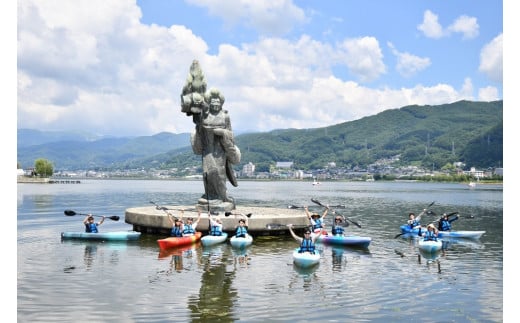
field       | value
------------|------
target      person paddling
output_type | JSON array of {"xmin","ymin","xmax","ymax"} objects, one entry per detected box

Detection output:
[
  {"xmin": 83, "ymin": 214, "xmax": 105, "ymax": 233},
  {"xmin": 287, "ymin": 224, "xmax": 321, "ymax": 254},
  {"xmin": 305, "ymin": 205, "xmax": 329, "ymax": 234},
  {"xmin": 167, "ymin": 210, "xmax": 184, "ymax": 237},
  {"xmin": 208, "ymin": 215, "xmax": 224, "ymax": 236},
  {"xmin": 407, "ymin": 208, "xmax": 427, "ymax": 230},
  {"xmin": 419, "ymin": 224, "xmax": 439, "ymax": 241},
  {"xmin": 182, "ymin": 209, "xmax": 202, "ymax": 236},
  {"xmin": 331, "ymin": 213, "xmax": 347, "ymax": 236},
  {"xmin": 438, "ymin": 213, "xmax": 459, "ymax": 231},
  {"xmin": 234, "ymin": 214, "xmax": 249, "ymax": 238}
]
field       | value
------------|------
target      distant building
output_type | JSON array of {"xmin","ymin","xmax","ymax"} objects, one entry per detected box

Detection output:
[
  {"xmin": 275, "ymin": 162, "xmax": 293, "ymax": 169},
  {"xmin": 242, "ymin": 162, "xmax": 255, "ymax": 177}
]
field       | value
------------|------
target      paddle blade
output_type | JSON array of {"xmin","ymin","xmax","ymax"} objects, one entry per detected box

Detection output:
[
  {"xmin": 246, "ymin": 213, "xmax": 252, "ymax": 218},
  {"xmin": 225, "ymin": 212, "xmax": 232, "ymax": 217},
  {"xmin": 109, "ymin": 216, "xmax": 120, "ymax": 221},
  {"xmin": 64, "ymin": 210, "xmax": 76, "ymax": 216},
  {"xmin": 427, "ymin": 201, "xmax": 435, "ymax": 208}
]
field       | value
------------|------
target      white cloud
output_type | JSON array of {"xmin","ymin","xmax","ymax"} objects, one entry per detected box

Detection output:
[
  {"xmin": 447, "ymin": 15, "xmax": 479, "ymax": 39},
  {"xmin": 478, "ymin": 86, "xmax": 499, "ymax": 101},
  {"xmin": 479, "ymin": 33, "xmax": 503, "ymax": 83},
  {"xmin": 186, "ymin": 0, "xmax": 306, "ymax": 35},
  {"xmin": 387, "ymin": 42, "xmax": 431, "ymax": 78},
  {"xmin": 417, "ymin": 10, "xmax": 443, "ymax": 39},
  {"xmin": 418, "ymin": 10, "xmax": 479, "ymax": 39},
  {"xmin": 339, "ymin": 37, "xmax": 386, "ymax": 83},
  {"xmin": 17, "ymin": 0, "xmax": 494, "ymax": 137}
]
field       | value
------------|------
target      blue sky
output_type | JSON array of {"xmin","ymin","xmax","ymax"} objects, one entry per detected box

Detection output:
[{"xmin": 15, "ymin": 0, "xmax": 503, "ymax": 137}]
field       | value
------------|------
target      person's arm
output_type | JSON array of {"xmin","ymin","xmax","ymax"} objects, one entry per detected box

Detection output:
[
  {"xmin": 167, "ymin": 212, "xmax": 174, "ymax": 226},
  {"xmin": 449, "ymin": 215, "xmax": 459, "ymax": 223},
  {"xmin": 416, "ymin": 209, "xmax": 427, "ymax": 222},
  {"xmin": 321, "ymin": 206, "xmax": 329, "ymax": 221},
  {"xmin": 97, "ymin": 216, "xmax": 105, "ymax": 226},
  {"xmin": 287, "ymin": 224, "xmax": 302, "ymax": 243},
  {"xmin": 83, "ymin": 215, "xmax": 90, "ymax": 225},
  {"xmin": 304, "ymin": 206, "xmax": 311, "ymax": 219}
]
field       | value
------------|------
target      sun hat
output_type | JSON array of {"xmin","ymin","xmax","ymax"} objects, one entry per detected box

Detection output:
[{"xmin": 311, "ymin": 213, "xmax": 320, "ymax": 218}]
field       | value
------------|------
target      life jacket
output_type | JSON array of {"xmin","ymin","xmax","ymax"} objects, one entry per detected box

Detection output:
[
  {"xmin": 332, "ymin": 225, "xmax": 344, "ymax": 235},
  {"xmin": 312, "ymin": 218, "xmax": 323, "ymax": 231},
  {"xmin": 439, "ymin": 219, "xmax": 451, "ymax": 231},
  {"xmin": 424, "ymin": 230, "xmax": 437, "ymax": 241},
  {"xmin": 236, "ymin": 226, "xmax": 247, "ymax": 238},
  {"xmin": 183, "ymin": 223, "xmax": 195, "ymax": 235},
  {"xmin": 210, "ymin": 225, "xmax": 222, "ymax": 236},
  {"xmin": 299, "ymin": 238, "xmax": 315, "ymax": 254},
  {"xmin": 85, "ymin": 223, "xmax": 98, "ymax": 233},
  {"xmin": 409, "ymin": 219, "xmax": 420, "ymax": 229},
  {"xmin": 171, "ymin": 226, "xmax": 182, "ymax": 237}
]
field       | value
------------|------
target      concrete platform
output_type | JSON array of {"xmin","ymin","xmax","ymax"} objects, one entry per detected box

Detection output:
[{"xmin": 125, "ymin": 205, "xmax": 311, "ymax": 236}]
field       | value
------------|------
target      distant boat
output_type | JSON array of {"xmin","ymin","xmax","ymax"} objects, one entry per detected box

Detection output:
[
  {"xmin": 468, "ymin": 181, "xmax": 476, "ymax": 188},
  {"xmin": 312, "ymin": 179, "xmax": 321, "ymax": 186}
]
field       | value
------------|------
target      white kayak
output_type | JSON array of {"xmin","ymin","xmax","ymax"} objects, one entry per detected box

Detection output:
[
  {"xmin": 292, "ymin": 248, "xmax": 320, "ymax": 268},
  {"xmin": 229, "ymin": 234, "xmax": 253, "ymax": 248},
  {"xmin": 437, "ymin": 230, "xmax": 485, "ymax": 240},
  {"xmin": 201, "ymin": 232, "xmax": 228, "ymax": 246},
  {"xmin": 418, "ymin": 239, "xmax": 443, "ymax": 253}
]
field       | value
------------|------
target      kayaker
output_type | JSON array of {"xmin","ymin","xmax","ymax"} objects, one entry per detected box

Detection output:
[
  {"xmin": 438, "ymin": 213, "xmax": 459, "ymax": 231},
  {"xmin": 305, "ymin": 205, "xmax": 329, "ymax": 234},
  {"xmin": 419, "ymin": 224, "xmax": 439, "ymax": 241},
  {"xmin": 209, "ymin": 215, "xmax": 224, "ymax": 236},
  {"xmin": 287, "ymin": 224, "xmax": 321, "ymax": 254},
  {"xmin": 182, "ymin": 210, "xmax": 202, "ymax": 236},
  {"xmin": 407, "ymin": 209, "xmax": 427, "ymax": 229},
  {"xmin": 167, "ymin": 211, "xmax": 184, "ymax": 237},
  {"xmin": 83, "ymin": 214, "xmax": 104, "ymax": 233},
  {"xmin": 331, "ymin": 214, "xmax": 347, "ymax": 236},
  {"xmin": 234, "ymin": 214, "xmax": 249, "ymax": 238}
]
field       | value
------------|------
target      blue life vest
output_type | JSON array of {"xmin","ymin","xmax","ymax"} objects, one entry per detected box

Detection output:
[
  {"xmin": 332, "ymin": 225, "xmax": 344, "ymax": 235},
  {"xmin": 85, "ymin": 223, "xmax": 98, "ymax": 233},
  {"xmin": 299, "ymin": 238, "xmax": 315, "ymax": 254},
  {"xmin": 171, "ymin": 226, "xmax": 182, "ymax": 237},
  {"xmin": 439, "ymin": 217, "xmax": 457, "ymax": 231},
  {"xmin": 409, "ymin": 219, "xmax": 420, "ymax": 229},
  {"xmin": 183, "ymin": 223, "xmax": 195, "ymax": 235},
  {"xmin": 312, "ymin": 218, "xmax": 323, "ymax": 231},
  {"xmin": 424, "ymin": 230, "xmax": 437, "ymax": 241},
  {"xmin": 210, "ymin": 225, "xmax": 222, "ymax": 236},
  {"xmin": 236, "ymin": 226, "xmax": 247, "ymax": 238}
]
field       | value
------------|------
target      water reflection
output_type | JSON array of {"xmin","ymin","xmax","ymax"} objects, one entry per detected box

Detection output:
[
  {"xmin": 190, "ymin": 244, "xmax": 237, "ymax": 322},
  {"xmin": 158, "ymin": 242, "xmax": 201, "ymax": 273},
  {"xmin": 83, "ymin": 244, "xmax": 97, "ymax": 269}
]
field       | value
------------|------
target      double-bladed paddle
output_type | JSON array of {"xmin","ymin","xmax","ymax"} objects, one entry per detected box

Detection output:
[
  {"xmin": 64, "ymin": 210, "xmax": 120, "ymax": 221},
  {"xmin": 310, "ymin": 198, "xmax": 362, "ymax": 228}
]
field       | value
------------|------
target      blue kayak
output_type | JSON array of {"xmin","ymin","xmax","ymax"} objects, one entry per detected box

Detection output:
[
  {"xmin": 61, "ymin": 231, "xmax": 141, "ymax": 241},
  {"xmin": 201, "ymin": 232, "xmax": 228, "ymax": 246},
  {"xmin": 315, "ymin": 234, "xmax": 371, "ymax": 248},
  {"xmin": 399, "ymin": 225, "xmax": 485, "ymax": 239}
]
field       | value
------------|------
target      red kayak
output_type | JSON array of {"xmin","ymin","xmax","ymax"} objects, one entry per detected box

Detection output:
[{"xmin": 157, "ymin": 232, "xmax": 202, "ymax": 250}]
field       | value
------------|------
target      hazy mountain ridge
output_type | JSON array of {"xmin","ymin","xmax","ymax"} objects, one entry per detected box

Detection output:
[{"xmin": 17, "ymin": 100, "xmax": 503, "ymax": 171}]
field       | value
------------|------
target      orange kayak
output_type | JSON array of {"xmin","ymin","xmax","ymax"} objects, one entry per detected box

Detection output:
[{"xmin": 157, "ymin": 232, "xmax": 202, "ymax": 250}]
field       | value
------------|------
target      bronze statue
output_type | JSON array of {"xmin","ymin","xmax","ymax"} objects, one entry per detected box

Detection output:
[{"xmin": 181, "ymin": 60, "xmax": 241, "ymax": 211}]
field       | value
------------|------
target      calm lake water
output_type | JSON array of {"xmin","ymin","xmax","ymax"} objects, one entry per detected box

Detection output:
[{"xmin": 17, "ymin": 180, "xmax": 504, "ymax": 322}]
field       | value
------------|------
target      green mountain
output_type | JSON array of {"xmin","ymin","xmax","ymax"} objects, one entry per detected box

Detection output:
[{"xmin": 17, "ymin": 100, "xmax": 503, "ymax": 172}]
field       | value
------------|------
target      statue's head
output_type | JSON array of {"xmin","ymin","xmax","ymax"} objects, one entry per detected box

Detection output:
[{"xmin": 206, "ymin": 88, "xmax": 225, "ymax": 111}]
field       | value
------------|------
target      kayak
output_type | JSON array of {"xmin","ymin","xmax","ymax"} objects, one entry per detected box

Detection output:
[
  {"xmin": 292, "ymin": 248, "xmax": 320, "ymax": 268},
  {"xmin": 418, "ymin": 239, "xmax": 443, "ymax": 253},
  {"xmin": 201, "ymin": 232, "xmax": 229, "ymax": 246},
  {"xmin": 158, "ymin": 242, "xmax": 200, "ymax": 259},
  {"xmin": 229, "ymin": 234, "xmax": 253, "ymax": 248},
  {"xmin": 157, "ymin": 232, "xmax": 202, "ymax": 250},
  {"xmin": 315, "ymin": 234, "xmax": 371, "ymax": 248},
  {"xmin": 61, "ymin": 231, "xmax": 141, "ymax": 241},
  {"xmin": 399, "ymin": 225, "xmax": 485, "ymax": 239}
]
